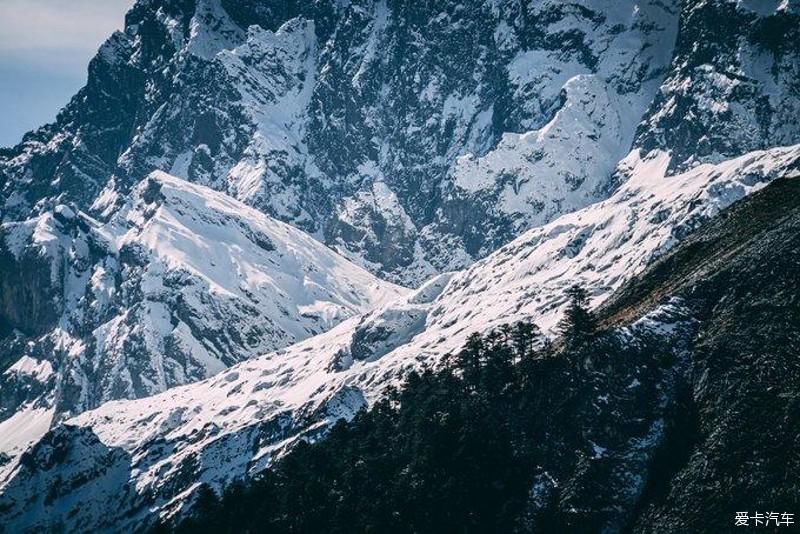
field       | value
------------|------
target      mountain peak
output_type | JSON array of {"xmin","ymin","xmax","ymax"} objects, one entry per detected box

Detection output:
[{"xmin": 0, "ymin": 171, "xmax": 405, "ymax": 458}]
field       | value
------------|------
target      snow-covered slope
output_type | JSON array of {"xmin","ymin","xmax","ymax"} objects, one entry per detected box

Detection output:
[
  {"xmin": 0, "ymin": 172, "xmax": 404, "ymax": 455},
  {"xmin": 635, "ymin": 0, "xmax": 800, "ymax": 172},
  {"xmin": 0, "ymin": 0, "xmax": 684, "ymax": 285},
  {"xmin": 2, "ymin": 146, "xmax": 797, "ymax": 532}
]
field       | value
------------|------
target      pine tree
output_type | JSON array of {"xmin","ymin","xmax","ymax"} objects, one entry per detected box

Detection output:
[
  {"xmin": 456, "ymin": 332, "xmax": 485, "ymax": 390},
  {"xmin": 557, "ymin": 284, "xmax": 596, "ymax": 347},
  {"xmin": 482, "ymin": 330, "xmax": 515, "ymax": 397},
  {"xmin": 512, "ymin": 322, "xmax": 542, "ymax": 360}
]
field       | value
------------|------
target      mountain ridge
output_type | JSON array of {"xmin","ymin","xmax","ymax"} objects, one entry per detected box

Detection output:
[
  {"xmin": 0, "ymin": 170, "xmax": 404, "ymax": 460},
  {"xmin": 1, "ymin": 145, "xmax": 796, "ymax": 531}
]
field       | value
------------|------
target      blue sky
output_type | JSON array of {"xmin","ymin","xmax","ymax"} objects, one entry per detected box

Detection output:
[{"xmin": 0, "ymin": 0, "xmax": 133, "ymax": 147}]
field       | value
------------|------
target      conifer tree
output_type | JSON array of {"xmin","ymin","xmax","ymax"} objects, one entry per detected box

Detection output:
[
  {"xmin": 482, "ymin": 330, "xmax": 515, "ymax": 397},
  {"xmin": 456, "ymin": 332, "xmax": 485, "ymax": 390},
  {"xmin": 512, "ymin": 322, "xmax": 542, "ymax": 359},
  {"xmin": 557, "ymin": 284, "xmax": 596, "ymax": 347}
]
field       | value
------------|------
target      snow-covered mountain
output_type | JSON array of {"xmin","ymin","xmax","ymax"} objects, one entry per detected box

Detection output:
[
  {"xmin": 635, "ymin": 0, "xmax": 800, "ymax": 172},
  {"xmin": 1, "ymin": 0, "xmax": 800, "ymax": 531},
  {"xmin": 0, "ymin": 171, "xmax": 403, "ymax": 458},
  {"xmin": 2, "ymin": 0, "xmax": 793, "ymax": 287},
  {"xmin": 2, "ymin": 145, "xmax": 796, "ymax": 532},
  {"xmin": 0, "ymin": 0, "xmax": 686, "ymax": 285}
]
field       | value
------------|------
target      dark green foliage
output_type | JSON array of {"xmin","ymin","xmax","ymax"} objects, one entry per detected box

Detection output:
[
  {"xmin": 557, "ymin": 284, "xmax": 596, "ymax": 348},
  {"xmin": 165, "ymin": 321, "xmax": 681, "ymax": 534},
  {"xmin": 158, "ymin": 178, "xmax": 800, "ymax": 534}
]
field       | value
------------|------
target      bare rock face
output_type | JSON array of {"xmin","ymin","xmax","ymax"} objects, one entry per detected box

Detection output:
[
  {"xmin": 634, "ymin": 0, "xmax": 800, "ymax": 172},
  {"xmin": 1, "ymin": 0, "xmax": 689, "ymax": 286},
  {"xmin": 0, "ymin": 171, "xmax": 404, "ymax": 436}
]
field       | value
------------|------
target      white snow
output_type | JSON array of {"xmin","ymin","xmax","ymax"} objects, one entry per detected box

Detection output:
[
  {"xmin": 4, "ymin": 357, "xmax": 54, "ymax": 383},
  {"xmin": 6, "ymin": 145, "xmax": 793, "ymax": 528},
  {"xmin": 0, "ymin": 405, "xmax": 55, "ymax": 464},
  {"xmin": 0, "ymin": 171, "xmax": 406, "ymax": 465},
  {"xmin": 123, "ymin": 171, "xmax": 404, "ymax": 321},
  {"xmin": 185, "ymin": 0, "xmax": 245, "ymax": 60}
]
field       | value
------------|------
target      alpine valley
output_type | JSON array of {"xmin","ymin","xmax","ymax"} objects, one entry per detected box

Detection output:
[{"xmin": 0, "ymin": 0, "xmax": 798, "ymax": 532}]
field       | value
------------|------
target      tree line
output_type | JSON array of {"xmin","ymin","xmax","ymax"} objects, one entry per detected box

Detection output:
[{"xmin": 160, "ymin": 285, "xmax": 667, "ymax": 533}]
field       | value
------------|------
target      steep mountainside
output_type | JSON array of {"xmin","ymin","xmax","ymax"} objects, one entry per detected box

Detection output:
[
  {"xmin": 600, "ymin": 176, "xmax": 800, "ymax": 532},
  {"xmin": 2, "ymin": 0, "xmax": 794, "ymax": 285},
  {"xmin": 167, "ymin": 175, "xmax": 800, "ymax": 533},
  {"xmin": 0, "ymin": 171, "xmax": 403, "ymax": 457},
  {"xmin": 0, "ymin": 0, "xmax": 799, "ymax": 531},
  {"xmin": 1, "ymin": 147, "xmax": 796, "ymax": 532},
  {"xmin": 1, "ymin": 0, "xmax": 686, "ymax": 284},
  {"xmin": 634, "ymin": 0, "xmax": 800, "ymax": 173}
]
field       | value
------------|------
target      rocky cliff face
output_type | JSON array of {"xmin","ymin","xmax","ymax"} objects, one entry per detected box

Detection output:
[
  {"xmin": 1, "ymin": 0, "xmax": 687, "ymax": 285},
  {"xmin": 634, "ymin": 0, "xmax": 800, "ymax": 173},
  {"xmin": 0, "ymin": 171, "xmax": 403, "ymax": 453}
]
